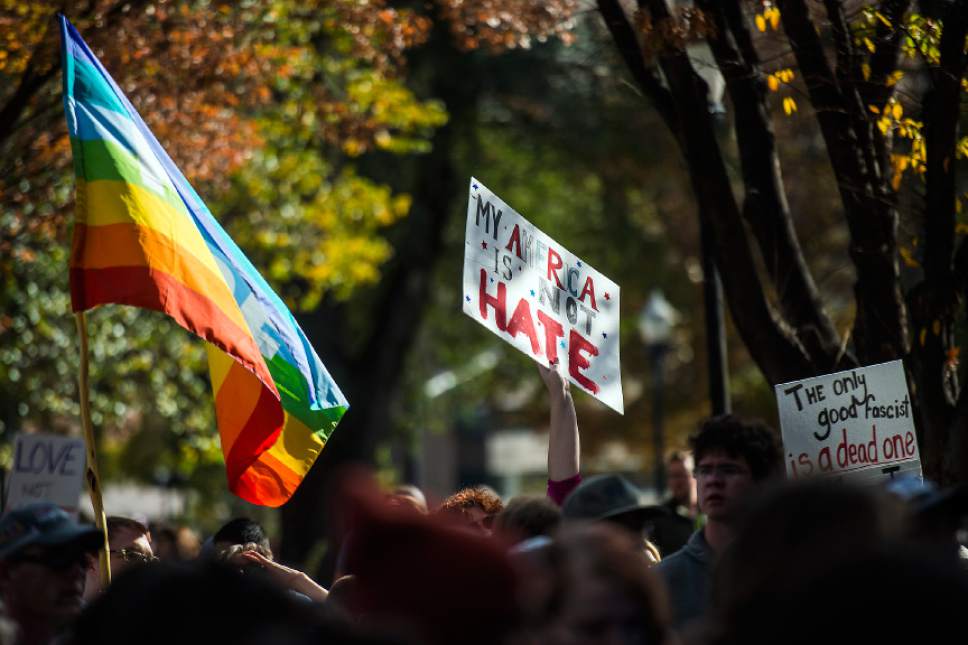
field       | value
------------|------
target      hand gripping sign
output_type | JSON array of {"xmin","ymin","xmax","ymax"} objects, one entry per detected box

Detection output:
[
  {"xmin": 775, "ymin": 360, "xmax": 922, "ymax": 485},
  {"xmin": 462, "ymin": 178, "xmax": 623, "ymax": 414}
]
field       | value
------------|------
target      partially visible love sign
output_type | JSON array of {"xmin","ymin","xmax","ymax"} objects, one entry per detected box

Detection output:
[
  {"xmin": 461, "ymin": 178, "xmax": 623, "ymax": 414},
  {"xmin": 5, "ymin": 433, "xmax": 86, "ymax": 515}
]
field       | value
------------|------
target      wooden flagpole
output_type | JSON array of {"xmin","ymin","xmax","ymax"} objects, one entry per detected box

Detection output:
[{"xmin": 75, "ymin": 311, "xmax": 111, "ymax": 586}]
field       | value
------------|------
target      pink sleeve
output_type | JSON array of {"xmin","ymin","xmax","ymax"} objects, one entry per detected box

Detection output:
[{"xmin": 547, "ymin": 473, "xmax": 582, "ymax": 506}]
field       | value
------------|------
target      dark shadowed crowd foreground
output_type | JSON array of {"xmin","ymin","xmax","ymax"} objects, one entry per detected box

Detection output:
[{"xmin": 1, "ymin": 368, "xmax": 966, "ymax": 645}]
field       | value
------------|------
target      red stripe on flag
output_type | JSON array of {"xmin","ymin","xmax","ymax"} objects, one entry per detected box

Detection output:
[
  {"xmin": 224, "ymin": 382, "xmax": 284, "ymax": 494},
  {"xmin": 70, "ymin": 265, "xmax": 276, "ymax": 396},
  {"xmin": 232, "ymin": 451, "xmax": 304, "ymax": 508}
]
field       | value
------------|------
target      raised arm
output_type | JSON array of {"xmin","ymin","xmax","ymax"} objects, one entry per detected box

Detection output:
[{"xmin": 539, "ymin": 361, "xmax": 580, "ymax": 504}]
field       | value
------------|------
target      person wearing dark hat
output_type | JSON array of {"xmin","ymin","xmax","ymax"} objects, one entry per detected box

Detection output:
[
  {"xmin": 0, "ymin": 502, "xmax": 102, "ymax": 645},
  {"xmin": 560, "ymin": 473, "xmax": 668, "ymax": 561},
  {"xmin": 654, "ymin": 414, "xmax": 782, "ymax": 631}
]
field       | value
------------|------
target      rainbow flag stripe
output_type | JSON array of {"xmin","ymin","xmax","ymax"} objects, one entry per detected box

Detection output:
[{"xmin": 60, "ymin": 16, "xmax": 348, "ymax": 507}]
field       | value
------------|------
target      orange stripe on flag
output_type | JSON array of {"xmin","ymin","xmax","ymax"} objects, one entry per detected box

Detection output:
[
  {"xmin": 212, "ymin": 356, "xmax": 264, "ymax": 454},
  {"xmin": 71, "ymin": 222, "xmax": 249, "ymax": 333},
  {"xmin": 224, "ymin": 382, "xmax": 284, "ymax": 492},
  {"xmin": 71, "ymin": 265, "xmax": 274, "ymax": 391},
  {"xmin": 234, "ymin": 450, "xmax": 304, "ymax": 508}
]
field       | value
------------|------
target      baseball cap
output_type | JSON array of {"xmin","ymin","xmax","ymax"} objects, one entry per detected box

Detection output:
[{"xmin": 0, "ymin": 503, "xmax": 103, "ymax": 560}]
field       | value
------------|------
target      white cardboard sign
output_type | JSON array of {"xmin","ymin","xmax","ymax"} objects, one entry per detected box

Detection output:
[
  {"xmin": 462, "ymin": 178, "xmax": 623, "ymax": 413},
  {"xmin": 5, "ymin": 434, "xmax": 86, "ymax": 515},
  {"xmin": 775, "ymin": 360, "xmax": 922, "ymax": 485}
]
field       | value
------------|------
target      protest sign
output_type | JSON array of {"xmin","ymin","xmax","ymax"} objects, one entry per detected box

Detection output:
[
  {"xmin": 462, "ymin": 178, "xmax": 623, "ymax": 413},
  {"xmin": 5, "ymin": 434, "xmax": 86, "ymax": 515},
  {"xmin": 775, "ymin": 360, "xmax": 921, "ymax": 485}
]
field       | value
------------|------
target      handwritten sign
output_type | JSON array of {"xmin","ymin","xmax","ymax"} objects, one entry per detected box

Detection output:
[
  {"xmin": 462, "ymin": 178, "xmax": 623, "ymax": 413},
  {"xmin": 775, "ymin": 360, "xmax": 921, "ymax": 485},
  {"xmin": 5, "ymin": 434, "xmax": 86, "ymax": 514}
]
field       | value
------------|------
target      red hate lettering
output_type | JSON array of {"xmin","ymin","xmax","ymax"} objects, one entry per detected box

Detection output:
[
  {"xmin": 506, "ymin": 298, "xmax": 540, "ymax": 355},
  {"xmin": 537, "ymin": 309, "xmax": 564, "ymax": 365},
  {"xmin": 547, "ymin": 248, "xmax": 564, "ymax": 289},
  {"xmin": 505, "ymin": 224, "xmax": 523, "ymax": 260},
  {"xmin": 568, "ymin": 329, "xmax": 599, "ymax": 394},
  {"xmin": 904, "ymin": 431, "xmax": 916, "ymax": 457},
  {"xmin": 579, "ymin": 275, "xmax": 598, "ymax": 311},
  {"xmin": 478, "ymin": 268, "xmax": 507, "ymax": 331}
]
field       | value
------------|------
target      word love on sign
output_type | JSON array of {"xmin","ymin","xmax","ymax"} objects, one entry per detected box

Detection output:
[
  {"xmin": 5, "ymin": 434, "xmax": 86, "ymax": 515},
  {"xmin": 774, "ymin": 360, "xmax": 922, "ymax": 485},
  {"xmin": 462, "ymin": 178, "xmax": 623, "ymax": 413}
]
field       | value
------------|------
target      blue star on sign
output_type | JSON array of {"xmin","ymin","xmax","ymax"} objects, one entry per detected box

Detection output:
[
  {"xmin": 490, "ymin": 277, "xmax": 495, "ymax": 283},
  {"xmin": 560, "ymin": 341, "xmax": 567, "ymax": 349},
  {"xmin": 473, "ymin": 182, "xmax": 478, "ymax": 190},
  {"xmin": 602, "ymin": 332, "xmax": 607, "ymax": 339},
  {"xmin": 577, "ymin": 260, "xmax": 582, "ymax": 267},
  {"xmin": 530, "ymin": 289, "xmax": 536, "ymax": 297},
  {"xmin": 465, "ymin": 295, "xmax": 471, "ymax": 302}
]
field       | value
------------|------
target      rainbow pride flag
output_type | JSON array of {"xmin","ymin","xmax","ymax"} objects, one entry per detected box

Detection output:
[{"xmin": 59, "ymin": 16, "xmax": 348, "ymax": 506}]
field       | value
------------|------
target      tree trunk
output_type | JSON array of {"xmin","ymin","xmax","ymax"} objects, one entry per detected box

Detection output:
[{"xmin": 277, "ymin": 25, "xmax": 481, "ymax": 575}]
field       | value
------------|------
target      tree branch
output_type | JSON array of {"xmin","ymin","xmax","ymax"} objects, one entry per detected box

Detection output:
[
  {"xmin": 638, "ymin": 0, "xmax": 813, "ymax": 382},
  {"xmin": 779, "ymin": 0, "xmax": 908, "ymax": 362},
  {"xmin": 859, "ymin": 0, "xmax": 911, "ymax": 110},
  {"xmin": 595, "ymin": 0, "xmax": 679, "ymax": 136},
  {"xmin": 923, "ymin": 0, "xmax": 968, "ymax": 288},
  {"xmin": 698, "ymin": 0, "xmax": 850, "ymax": 371}
]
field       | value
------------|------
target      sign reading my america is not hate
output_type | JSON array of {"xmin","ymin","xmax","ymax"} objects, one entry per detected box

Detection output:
[{"xmin": 462, "ymin": 178, "xmax": 623, "ymax": 414}]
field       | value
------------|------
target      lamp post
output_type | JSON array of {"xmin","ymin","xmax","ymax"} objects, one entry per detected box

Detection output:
[{"xmin": 638, "ymin": 291, "xmax": 679, "ymax": 499}]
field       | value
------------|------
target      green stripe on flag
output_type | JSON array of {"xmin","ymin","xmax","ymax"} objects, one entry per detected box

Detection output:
[
  {"xmin": 72, "ymin": 137, "xmax": 186, "ymax": 213},
  {"xmin": 266, "ymin": 353, "xmax": 347, "ymax": 440}
]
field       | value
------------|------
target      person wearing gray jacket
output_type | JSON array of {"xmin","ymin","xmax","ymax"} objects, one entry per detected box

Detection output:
[{"xmin": 655, "ymin": 415, "xmax": 782, "ymax": 630}]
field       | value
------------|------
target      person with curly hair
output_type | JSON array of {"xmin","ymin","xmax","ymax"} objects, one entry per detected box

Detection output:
[
  {"xmin": 654, "ymin": 414, "xmax": 782, "ymax": 631},
  {"xmin": 435, "ymin": 486, "xmax": 504, "ymax": 535}
]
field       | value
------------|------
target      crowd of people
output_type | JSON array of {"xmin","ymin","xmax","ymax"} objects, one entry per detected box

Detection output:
[{"xmin": 1, "ymin": 364, "xmax": 966, "ymax": 645}]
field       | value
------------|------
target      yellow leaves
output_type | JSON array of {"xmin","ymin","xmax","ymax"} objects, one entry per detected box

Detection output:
[
  {"xmin": 767, "ymin": 67, "xmax": 797, "ymax": 117},
  {"xmin": 342, "ymin": 138, "xmax": 364, "ymax": 157},
  {"xmin": 874, "ymin": 11, "xmax": 892, "ymax": 28},
  {"xmin": 890, "ymin": 154, "xmax": 910, "ymax": 191},
  {"xmin": 891, "ymin": 102, "xmax": 903, "ymax": 119},
  {"xmin": 863, "ymin": 37, "xmax": 876, "ymax": 53},
  {"xmin": 766, "ymin": 68, "xmax": 794, "ymax": 93},
  {"xmin": 768, "ymin": 7, "xmax": 780, "ymax": 29},
  {"xmin": 899, "ymin": 245, "xmax": 920, "ymax": 268},
  {"xmin": 956, "ymin": 137, "xmax": 968, "ymax": 159},
  {"xmin": 755, "ymin": 6, "xmax": 781, "ymax": 32},
  {"xmin": 886, "ymin": 70, "xmax": 904, "ymax": 87}
]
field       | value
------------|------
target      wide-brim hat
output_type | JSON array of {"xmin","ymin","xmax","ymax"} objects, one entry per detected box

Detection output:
[
  {"xmin": 0, "ymin": 502, "xmax": 102, "ymax": 560},
  {"xmin": 561, "ymin": 474, "xmax": 670, "ymax": 527}
]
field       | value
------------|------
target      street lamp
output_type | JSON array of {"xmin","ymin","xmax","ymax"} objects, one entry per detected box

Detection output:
[{"xmin": 638, "ymin": 290, "xmax": 679, "ymax": 499}]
